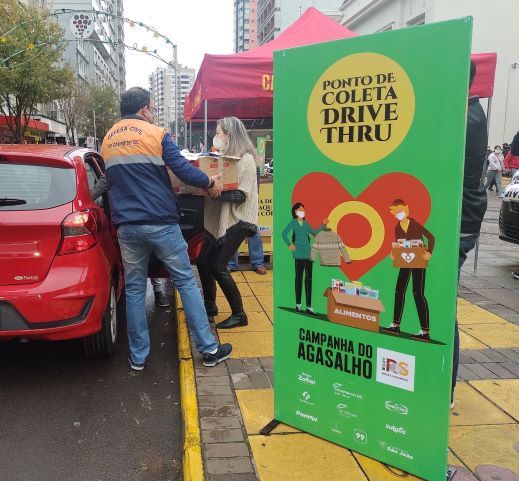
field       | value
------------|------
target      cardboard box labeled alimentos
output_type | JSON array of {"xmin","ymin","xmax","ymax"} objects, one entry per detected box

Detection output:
[
  {"xmin": 392, "ymin": 246, "xmax": 428, "ymax": 269},
  {"xmin": 169, "ymin": 155, "xmax": 239, "ymax": 195},
  {"xmin": 323, "ymin": 288, "xmax": 384, "ymax": 332}
]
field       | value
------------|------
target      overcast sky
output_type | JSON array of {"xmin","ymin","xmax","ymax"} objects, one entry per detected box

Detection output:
[{"xmin": 124, "ymin": 0, "xmax": 234, "ymax": 88}]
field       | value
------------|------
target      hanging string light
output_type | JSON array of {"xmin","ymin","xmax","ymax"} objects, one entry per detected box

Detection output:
[{"xmin": 0, "ymin": 8, "xmax": 176, "ymax": 68}]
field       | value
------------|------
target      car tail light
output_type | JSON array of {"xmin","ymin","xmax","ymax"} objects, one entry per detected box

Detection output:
[{"xmin": 58, "ymin": 209, "xmax": 102, "ymax": 255}]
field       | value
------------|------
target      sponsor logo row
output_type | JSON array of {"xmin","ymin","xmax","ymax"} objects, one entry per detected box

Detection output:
[{"xmin": 299, "ymin": 345, "xmax": 416, "ymax": 394}]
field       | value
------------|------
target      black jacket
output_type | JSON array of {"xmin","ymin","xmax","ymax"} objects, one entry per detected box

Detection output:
[{"xmin": 461, "ymin": 96, "xmax": 488, "ymax": 234}]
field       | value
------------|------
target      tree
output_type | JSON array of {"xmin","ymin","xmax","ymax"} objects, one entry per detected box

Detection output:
[
  {"xmin": 77, "ymin": 84, "xmax": 119, "ymax": 145},
  {"xmin": 0, "ymin": 0, "xmax": 73, "ymax": 143},
  {"xmin": 57, "ymin": 78, "xmax": 89, "ymax": 146}
]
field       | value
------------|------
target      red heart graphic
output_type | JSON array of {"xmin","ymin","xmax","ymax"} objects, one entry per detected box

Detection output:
[{"xmin": 292, "ymin": 172, "xmax": 431, "ymax": 280}]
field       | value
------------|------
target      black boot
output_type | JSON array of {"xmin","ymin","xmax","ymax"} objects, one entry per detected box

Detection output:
[
  {"xmin": 212, "ymin": 265, "xmax": 247, "ymax": 329},
  {"xmin": 217, "ymin": 312, "xmax": 248, "ymax": 329}
]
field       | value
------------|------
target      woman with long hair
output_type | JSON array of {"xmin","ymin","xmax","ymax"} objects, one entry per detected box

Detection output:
[{"xmin": 197, "ymin": 117, "xmax": 259, "ymax": 329}]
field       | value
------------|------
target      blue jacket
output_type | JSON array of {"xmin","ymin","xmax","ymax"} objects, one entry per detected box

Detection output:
[{"xmin": 101, "ymin": 115, "xmax": 209, "ymax": 226}]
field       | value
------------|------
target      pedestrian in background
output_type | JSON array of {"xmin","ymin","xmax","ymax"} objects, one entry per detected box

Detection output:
[
  {"xmin": 484, "ymin": 145, "xmax": 505, "ymax": 198},
  {"xmin": 505, "ymin": 131, "xmax": 519, "ymax": 178},
  {"xmin": 228, "ymin": 230, "xmax": 267, "ymax": 275},
  {"xmin": 101, "ymin": 87, "xmax": 231, "ymax": 370},
  {"xmin": 452, "ymin": 61, "xmax": 488, "ymax": 407},
  {"xmin": 197, "ymin": 117, "xmax": 259, "ymax": 329}
]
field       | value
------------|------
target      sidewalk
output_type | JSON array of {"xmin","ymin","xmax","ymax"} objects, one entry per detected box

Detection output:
[{"xmin": 178, "ymin": 196, "xmax": 519, "ymax": 481}]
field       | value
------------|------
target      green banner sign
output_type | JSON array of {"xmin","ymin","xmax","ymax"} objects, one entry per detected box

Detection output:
[{"xmin": 273, "ymin": 19, "xmax": 472, "ymax": 481}]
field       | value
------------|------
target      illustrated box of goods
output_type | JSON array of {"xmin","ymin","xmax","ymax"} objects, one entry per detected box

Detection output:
[
  {"xmin": 169, "ymin": 155, "xmax": 239, "ymax": 195},
  {"xmin": 391, "ymin": 239, "xmax": 429, "ymax": 269},
  {"xmin": 324, "ymin": 288, "xmax": 384, "ymax": 333}
]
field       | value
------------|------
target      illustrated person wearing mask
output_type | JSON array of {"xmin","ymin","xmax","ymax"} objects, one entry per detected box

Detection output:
[
  {"xmin": 101, "ymin": 87, "xmax": 231, "ymax": 370},
  {"xmin": 484, "ymin": 145, "xmax": 505, "ymax": 198},
  {"xmin": 282, "ymin": 203, "xmax": 328, "ymax": 316},
  {"xmin": 384, "ymin": 199, "xmax": 435, "ymax": 341},
  {"xmin": 197, "ymin": 117, "xmax": 259, "ymax": 329}
]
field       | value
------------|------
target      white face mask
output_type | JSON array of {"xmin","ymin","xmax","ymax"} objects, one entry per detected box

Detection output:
[
  {"xmin": 495, "ymin": 149, "xmax": 502, "ymax": 154},
  {"xmin": 395, "ymin": 211, "xmax": 406, "ymax": 221},
  {"xmin": 296, "ymin": 211, "xmax": 305, "ymax": 219},
  {"xmin": 213, "ymin": 135, "xmax": 228, "ymax": 152}
]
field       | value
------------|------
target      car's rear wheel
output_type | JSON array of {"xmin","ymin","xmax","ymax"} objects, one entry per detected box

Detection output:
[{"xmin": 83, "ymin": 281, "xmax": 118, "ymax": 358}]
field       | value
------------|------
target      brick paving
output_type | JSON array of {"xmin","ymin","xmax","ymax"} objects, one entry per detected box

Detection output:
[
  {"xmin": 458, "ymin": 348, "xmax": 519, "ymax": 380},
  {"xmin": 186, "ymin": 310, "xmax": 259, "ymax": 481}
]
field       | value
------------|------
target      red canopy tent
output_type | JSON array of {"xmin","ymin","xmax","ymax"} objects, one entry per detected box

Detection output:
[
  {"xmin": 184, "ymin": 7, "xmax": 497, "ymax": 149},
  {"xmin": 184, "ymin": 8, "xmax": 357, "ymax": 122},
  {"xmin": 470, "ymin": 52, "xmax": 497, "ymax": 99}
]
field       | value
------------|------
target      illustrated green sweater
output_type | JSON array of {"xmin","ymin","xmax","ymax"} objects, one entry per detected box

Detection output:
[{"xmin": 282, "ymin": 218, "xmax": 325, "ymax": 260}]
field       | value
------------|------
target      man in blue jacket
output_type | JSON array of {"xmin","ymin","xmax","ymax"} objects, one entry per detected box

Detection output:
[{"xmin": 101, "ymin": 87, "xmax": 232, "ymax": 370}]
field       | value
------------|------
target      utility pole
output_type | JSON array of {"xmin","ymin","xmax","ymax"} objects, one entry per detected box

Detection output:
[{"xmin": 172, "ymin": 44, "xmax": 179, "ymax": 143}]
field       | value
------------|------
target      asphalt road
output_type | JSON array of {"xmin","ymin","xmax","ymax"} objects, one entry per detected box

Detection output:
[{"xmin": 0, "ymin": 285, "xmax": 182, "ymax": 481}]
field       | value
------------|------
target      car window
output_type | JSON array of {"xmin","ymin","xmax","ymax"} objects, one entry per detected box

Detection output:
[
  {"xmin": 84, "ymin": 162, "xmax": 99, "ymax": 191},
  {"xmin": 0, "ymin": 163, "xmax": 76, "ymax": 211}
]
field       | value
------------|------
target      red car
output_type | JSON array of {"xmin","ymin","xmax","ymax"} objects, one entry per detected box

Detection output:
[{"xmin": 0, "ymin": 145, "xmax": 124, "ymax": 357}]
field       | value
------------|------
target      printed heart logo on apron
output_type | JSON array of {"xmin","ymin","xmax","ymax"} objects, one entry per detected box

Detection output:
[{"xmin": 401, "ymin": 252, "xmax": 416, "ymax": 263}]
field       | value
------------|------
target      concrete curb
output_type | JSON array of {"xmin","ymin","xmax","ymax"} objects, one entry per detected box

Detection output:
[{"xmin": 176, "ymin": 292, "xmax": 204, "ymax": 481}]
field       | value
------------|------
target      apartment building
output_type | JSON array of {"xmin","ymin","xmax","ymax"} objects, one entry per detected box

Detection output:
[{"xmin": 340, "ymin": 0, "xmax": 519, "ymax": 144}]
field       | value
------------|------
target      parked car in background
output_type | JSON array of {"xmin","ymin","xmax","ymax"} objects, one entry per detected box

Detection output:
[{"xmin": 499, "ymin": 171, "xmax": 519, "ymax": 244}]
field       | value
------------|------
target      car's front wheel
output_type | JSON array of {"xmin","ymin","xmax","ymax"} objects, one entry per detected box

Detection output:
[{"xmin": 83, "ymin": 281, "xmax": 118, "ymax": 358}]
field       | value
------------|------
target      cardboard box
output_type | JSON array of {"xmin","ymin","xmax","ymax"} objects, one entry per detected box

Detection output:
[
  {"xmin": 169, "ymin": 155, "xmax": 239, "ymax": 195},
  {"xmin": 324, "ymin": 288, "xmax": 384, "ymax": 333},
  {"xmin": 391, "ymin": 246, "xmax": 428, "ymax": 269}
]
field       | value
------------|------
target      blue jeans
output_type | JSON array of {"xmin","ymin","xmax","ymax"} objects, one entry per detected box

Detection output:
[
  {"xmin": 452, "ymin": 233, "xmax": 479, "ymax": 397},
  {"xmin": 117, "ymin": 223, "xmax": 218, "ymax": 364},
  {"xmin": 228, "ymin": 231, "xmax": 265, "ymax": 269}
]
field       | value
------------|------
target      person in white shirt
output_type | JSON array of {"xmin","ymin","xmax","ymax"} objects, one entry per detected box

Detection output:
[{"xmin": 484, "ymin": 145, "xmax": 505, "ymax": 198}]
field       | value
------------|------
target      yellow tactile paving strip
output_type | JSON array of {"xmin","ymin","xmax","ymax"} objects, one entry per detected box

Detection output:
[
  {"xmin": 456, "ymin": 298, "xmax": 519, "ymax": 349},
  {"xmin": 449, "ymin": 425, "xmax": 519, "ymax": 475},
  {"xmin": 470, "ymin": 379, "xmax": 519, "ymax": 421},
  {"xmin": 461, "ymin": 323, "xmax": 519, "ymax": 349},
  {"xmin": 236, "ymin": 389, "xmax": 299, "ymax": 434},
  {"xmin": 353, "ymin": 452, "xmax": 423, "ymax": 481},
  {"xmin": 249, "ymin": 434, "xmax": 367, "ymax": 481},
  {"xmin": 214, "ymin": 270, "xmax": 274, "ymax": 358},
  {"xmin": 449, "ymin": 382, "xmax": 515, "ymax": 426},
  {"xmin": 209, "ymin": 273, "xmax": 519, "ymax": 480}
]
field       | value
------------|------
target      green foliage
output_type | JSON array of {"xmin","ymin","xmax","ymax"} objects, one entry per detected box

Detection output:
[
  {"xmin": 77, "ymin": 84, "xmax": 119, "ymax": 143},
  {"xmin": 0, "ymin": 0, "xmax": 73, "ymax": 143},
  {"xmin": 56, "ymin": 77, "xmax": 89, "ymax": 146}
]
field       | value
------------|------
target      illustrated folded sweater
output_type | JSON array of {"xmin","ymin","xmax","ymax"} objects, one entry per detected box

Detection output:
[{"xmin": 310, "ymin": 229, "xmax": 351, "ymax": 266}]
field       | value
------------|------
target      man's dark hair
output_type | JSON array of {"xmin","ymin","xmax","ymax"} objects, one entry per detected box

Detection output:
[
  {"xmin": 469, "ymin": 61, "xmax": 476, "ymax": 89},
  {"xmin": 120, "ymin": 87, "xmax": 150, "ymax": 116}
]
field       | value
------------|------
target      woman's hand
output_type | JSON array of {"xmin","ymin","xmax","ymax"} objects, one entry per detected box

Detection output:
[
  {"xmin": 323, "ymin": 218, "xmax": 329, "ymax": 225},
  {"xmin": 289, "ymin": 244, "xmax": 296, "ymax": 251},
  {"xmin": 423, "ymin": 251, "xmax": 432, "ymax": 261}
]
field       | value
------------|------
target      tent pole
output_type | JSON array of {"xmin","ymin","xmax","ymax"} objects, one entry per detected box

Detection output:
[
  {"xmin": 473, "ymin": 96, "xmax": 493, "ymax": 274},
  {"xmin": 189, "ymin": 121, "xmax": 192, "ymax": 150},
  {"xmin": 204, "ymin": 100, "xmax": 208, "ymax": 153}
]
